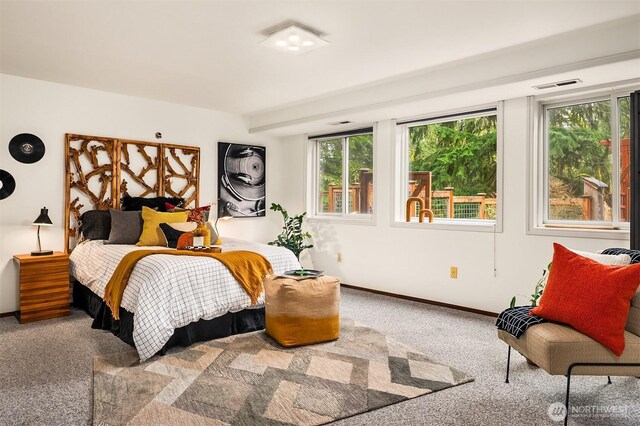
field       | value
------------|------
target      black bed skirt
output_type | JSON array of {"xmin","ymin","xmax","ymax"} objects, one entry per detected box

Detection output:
[{"xmin": 72, "ymin": 280, "xmax": 265, "ymax": 355}]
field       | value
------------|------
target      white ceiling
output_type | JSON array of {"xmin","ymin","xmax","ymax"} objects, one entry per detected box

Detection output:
[{"xmin": 1, "ymin": 1, "xmax": 639, "ymax": 115}]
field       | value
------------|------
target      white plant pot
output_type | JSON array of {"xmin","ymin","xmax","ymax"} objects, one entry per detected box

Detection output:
[{"xmin": 193, "ymin": 236, "xmax": 204, "ymax": 247}]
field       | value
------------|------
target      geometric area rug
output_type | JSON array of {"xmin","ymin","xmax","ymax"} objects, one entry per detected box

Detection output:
[{"xmin": 93, "ymin": 318, "xmax": 474, "ymax": 425}]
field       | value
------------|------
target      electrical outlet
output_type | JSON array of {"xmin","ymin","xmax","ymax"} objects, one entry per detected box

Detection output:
[
  {"xmin": 337, "ymin": 253, "xmax": 343, "ymax": 263},
  {"xmin": 450, "ymin": 266, "xmax": 458, "ymax": 279}
]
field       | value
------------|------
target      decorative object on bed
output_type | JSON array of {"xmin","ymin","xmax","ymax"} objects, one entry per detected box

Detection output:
[
  {"xmin": 530, "ymin": 244, "xmax": 640, "ymax": 356},
  {"xmin": 0, "ymin": 169, "xmax": 16, "ymax": 200},
  {"xmin": 9, "ymin": 133, "xmax": 45, "ymax": 164},
  {"xmin": 31, "ymin": 207, "xmax": 54, "ymax": 256},
  {"xmin": 103, "ymin": 249, "xmax": 273, "ymax": 320},
  {"xmin": 71, "ymin": 238, "xmax": 300, "ymax": 359},
  {"xmin": 93, "ymin": 317, "xmax": 474, "ymax": 425},
  {"xmin": 265, "ymin": 274, "xmax": 339, "ymax": 347},
  {"xmin": 79, "ymin": 209, "xmax": 111, "ymax": 240},
  {"xmin": 64, "ymin": 133, "xmax": 200, "ymax": 252},
  {"xmin": 191, "ymin": 222, "xmax": 209, "ymax": 246},
  {"xmin": 217, "ymin": 141, "xmax": 266, "ymax": 217},
  {"xmin": 159, "ymin": 222, "xmax": 198, "ymax": 248},
  {"xmin": 106, "ymin": 209, "xmax": 143, "ymax": 245},
  {"xmin": 268, "ymin": 203, "xmax": 313, "ymax": 259},
  {"xmin": 182, "ymin": 245, "xmax": 222, "ymax": 253},
  {"xmin": 167, "ymin": 204, "xmax": 218, "ymax": 244},
  {"xmin": 137, "ymin": 206, "xmax": 189, "ymax": 246}
]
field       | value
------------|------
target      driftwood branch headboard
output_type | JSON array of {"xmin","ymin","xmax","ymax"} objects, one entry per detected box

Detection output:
[{"xmin": 64, "ymin": 133, "xmax": 200, "ymax": 252}]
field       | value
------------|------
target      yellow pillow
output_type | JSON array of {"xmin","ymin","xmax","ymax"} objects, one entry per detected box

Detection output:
[{"xmin": 136, "ymin": 206, "xmax": 189, "ymax": 246}]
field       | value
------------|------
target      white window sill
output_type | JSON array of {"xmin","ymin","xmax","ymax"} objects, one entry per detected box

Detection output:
[
  {"xmin": 527, "ymin": 225, "xmax": 630, "ymax": 240},
  {"xmin": 307, "ymin": 215, "xmax": 376, "ymax": 226},
  {"xmin": 392, "ymin": 218, "xmax": 500, "ymax": 233}
]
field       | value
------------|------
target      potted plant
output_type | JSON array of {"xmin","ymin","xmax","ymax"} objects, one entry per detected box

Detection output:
[
  {"xmin": 268, "ymin": 203, "xmax": 313, "ymax": 259},
  {"xmin": 508, "ymin": 262, "xmax": 552, "ymax": 367},
  {"xmin": 510, "ymin": 262, "xmax": 552, "ymax": 309}
]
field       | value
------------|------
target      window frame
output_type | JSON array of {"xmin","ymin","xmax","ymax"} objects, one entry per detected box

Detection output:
[
  {"xmin": 528, "ymin": 87, "xmax": 637, "ymax": 240},
  {"xmin": 307, "ymin": 126, "xmax": 376, "ymax": 224},
  {"xmin": 392, "ymin": 103, "xmax": 504, "ymax": 233}
]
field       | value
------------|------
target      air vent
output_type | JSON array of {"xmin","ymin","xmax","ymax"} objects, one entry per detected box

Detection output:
[
  {"xmin": 533, "ymin": 79, "xmax": 582, "ymax": 90},
  {"xmin": 328, "ymin": 120, "xmax": 352, "ymax": 126}
]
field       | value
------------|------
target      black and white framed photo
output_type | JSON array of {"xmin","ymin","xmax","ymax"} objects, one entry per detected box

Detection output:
[{"xmin": 217, "ymin": 142, "xmax": 266, "ymax": 217}]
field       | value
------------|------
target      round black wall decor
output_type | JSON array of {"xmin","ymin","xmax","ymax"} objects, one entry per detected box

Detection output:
[
  {"xmin": 9, "ymin": 133, "xmax": 45, "ymax": 164},
  {"xmin": 0, "ymin": 169, "xmax": 16, "ymax": 200}
]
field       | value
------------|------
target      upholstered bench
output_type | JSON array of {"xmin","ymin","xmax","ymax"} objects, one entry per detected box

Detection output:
[
  {"xmin": 264, "ymin": 274, "xmax": 340, "ymax": 347},
  {"xmin": 498, "ymin": 247, "xmax": 640, "ymax": 426}
]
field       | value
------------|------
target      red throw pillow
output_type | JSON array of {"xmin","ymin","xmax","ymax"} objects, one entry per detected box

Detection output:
[
  {"xmin": 531, "ymin": 243, "xmax": 640, "ymax": 356},
  {"xmin": 186, "ymin": 205, "xmax": 210, "ymax": 224}
]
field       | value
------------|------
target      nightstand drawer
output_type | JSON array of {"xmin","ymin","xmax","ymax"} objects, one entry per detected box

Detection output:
[
  {"xmin": 19, "ymin": 269, "xmax": 69, "ymax": 288},
  {"xmin": 20, "ymin": 292, "xmax": 69, "ymax": 311},
  {"xmin": 20, "ymin": 286, "xmax": 70, "ymax": 303},
  {"xmin": 18, "ymin": 306, "xmax": 70, "ymax": 323}
]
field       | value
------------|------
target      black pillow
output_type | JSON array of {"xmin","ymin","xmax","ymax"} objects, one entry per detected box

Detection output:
[
  {"xmin": 159, "ymin": 222, "xmax": 196, "ymax": 248},
  {"xmin": 80, "ymin": 210, "xmax": 111, "ymax": 240},
  {"xmin": 601, "ymin": 248, "xmax": 640, "ymax": 264},
  {"xmin": 121, "ymin": 196, "xmax": 185, "ymax": 212}
]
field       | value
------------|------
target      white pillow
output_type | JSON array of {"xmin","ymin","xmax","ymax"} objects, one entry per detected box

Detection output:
[{"xmin": 569, "ymin": 248, "xmax": 631, "ymax": 266}]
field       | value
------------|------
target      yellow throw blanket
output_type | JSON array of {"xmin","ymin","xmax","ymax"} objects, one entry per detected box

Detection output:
[{"xmin": 103, "ymin": 250, "xmax": 273, "ymax": 320}]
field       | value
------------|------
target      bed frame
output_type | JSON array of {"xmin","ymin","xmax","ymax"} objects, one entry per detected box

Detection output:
[
  {"xmin": 73, "ymin": 280, "xmax": 265, "ymax": 355},
  {"xmin": 64, "ymin": 133, "xmax": 200, "ymax": 253}
]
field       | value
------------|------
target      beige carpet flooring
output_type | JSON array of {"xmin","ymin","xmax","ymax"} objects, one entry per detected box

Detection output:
[{"xmin": 1, "ymin": 287, "xmax": 639, "ymax": 425}]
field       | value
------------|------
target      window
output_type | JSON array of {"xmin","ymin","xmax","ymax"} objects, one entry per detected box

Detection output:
[
  {"xmin": 540, "ymin": 92, "xmax": 632, "ymax": 229},
  {"xmin": 397, "ymin": 108, "xmax": 499, "ymax": 227},
  {"xmin": 311, "ymin": 128, "xmax": 374, "ymax": 218}
]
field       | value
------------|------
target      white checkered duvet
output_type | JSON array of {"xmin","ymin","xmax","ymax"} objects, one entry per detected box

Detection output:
[{"xmin": 69, "ymin": 238, "xmax": 300, "ymax": 360}]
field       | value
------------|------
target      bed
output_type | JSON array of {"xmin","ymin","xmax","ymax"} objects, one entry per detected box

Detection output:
[
  {"xmin": 70, "ymin": 238, "xmax": 300, "ymax": 360},
  {"xmin": 64, "ymin": 134, "xmax": 300, "ymax": 360}
]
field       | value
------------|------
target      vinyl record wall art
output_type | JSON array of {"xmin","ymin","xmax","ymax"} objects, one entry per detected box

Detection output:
[
  {"xmin": 9, "ymin": 133, "xmax": 45, "ymax": 164},
  {"xmin": 0, "ymin": 169, "xmax": 16, "ymax": 200},
  {"xmin": 217, "ymin": 142, "xmax": 266, "ymax": 217}
]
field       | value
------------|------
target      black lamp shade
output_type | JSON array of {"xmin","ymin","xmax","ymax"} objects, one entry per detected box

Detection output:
[{"xmin": 33, "ymin": 207, "xmax": 53, "ymax": 226}]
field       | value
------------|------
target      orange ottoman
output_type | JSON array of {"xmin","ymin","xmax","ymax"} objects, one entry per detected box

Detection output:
[{"xmin": 264, "ymin": 274, "xmax": 340, "ymax": 347}]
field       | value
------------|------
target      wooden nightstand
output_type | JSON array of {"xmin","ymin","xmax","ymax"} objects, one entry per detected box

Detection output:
[{"xmin": 13, "ymin": 252, "xmax": 70, "ymax": 323}]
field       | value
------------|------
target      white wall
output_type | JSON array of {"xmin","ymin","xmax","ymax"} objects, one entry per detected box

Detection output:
[
  {"xmin": 0, "ymin": 74, "xmax": 632, "ymax": 317},
  {"xmin": 291, "ymin": 97, "xmax": 631, "ymax": 314},
  {"xmin": 0, "ymin": 74, "xmax": 288, "ymax": 314}
]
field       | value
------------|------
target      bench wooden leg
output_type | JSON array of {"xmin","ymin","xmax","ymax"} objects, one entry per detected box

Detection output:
[
  {"xmin": 564, "ymin": 370, "xmax": 572, "ymax": 426},
  {"xmin": 505, "ymin": 345, "xmax": 511, "ymax": 384}
]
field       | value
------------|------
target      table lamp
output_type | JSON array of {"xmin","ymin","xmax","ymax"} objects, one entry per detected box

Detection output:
[
  {"xmin": 214, "ymin": 201, "xmax": 233, "ymax": 242},
  {"xmin": 32, "ymin": 207, "xmax": 53, "ymax": 256}
]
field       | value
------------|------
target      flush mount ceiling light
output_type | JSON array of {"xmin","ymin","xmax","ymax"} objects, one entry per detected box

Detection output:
[{"xmin": 261, "ymin": 24, "xmax": 329, "ymax": 54}]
